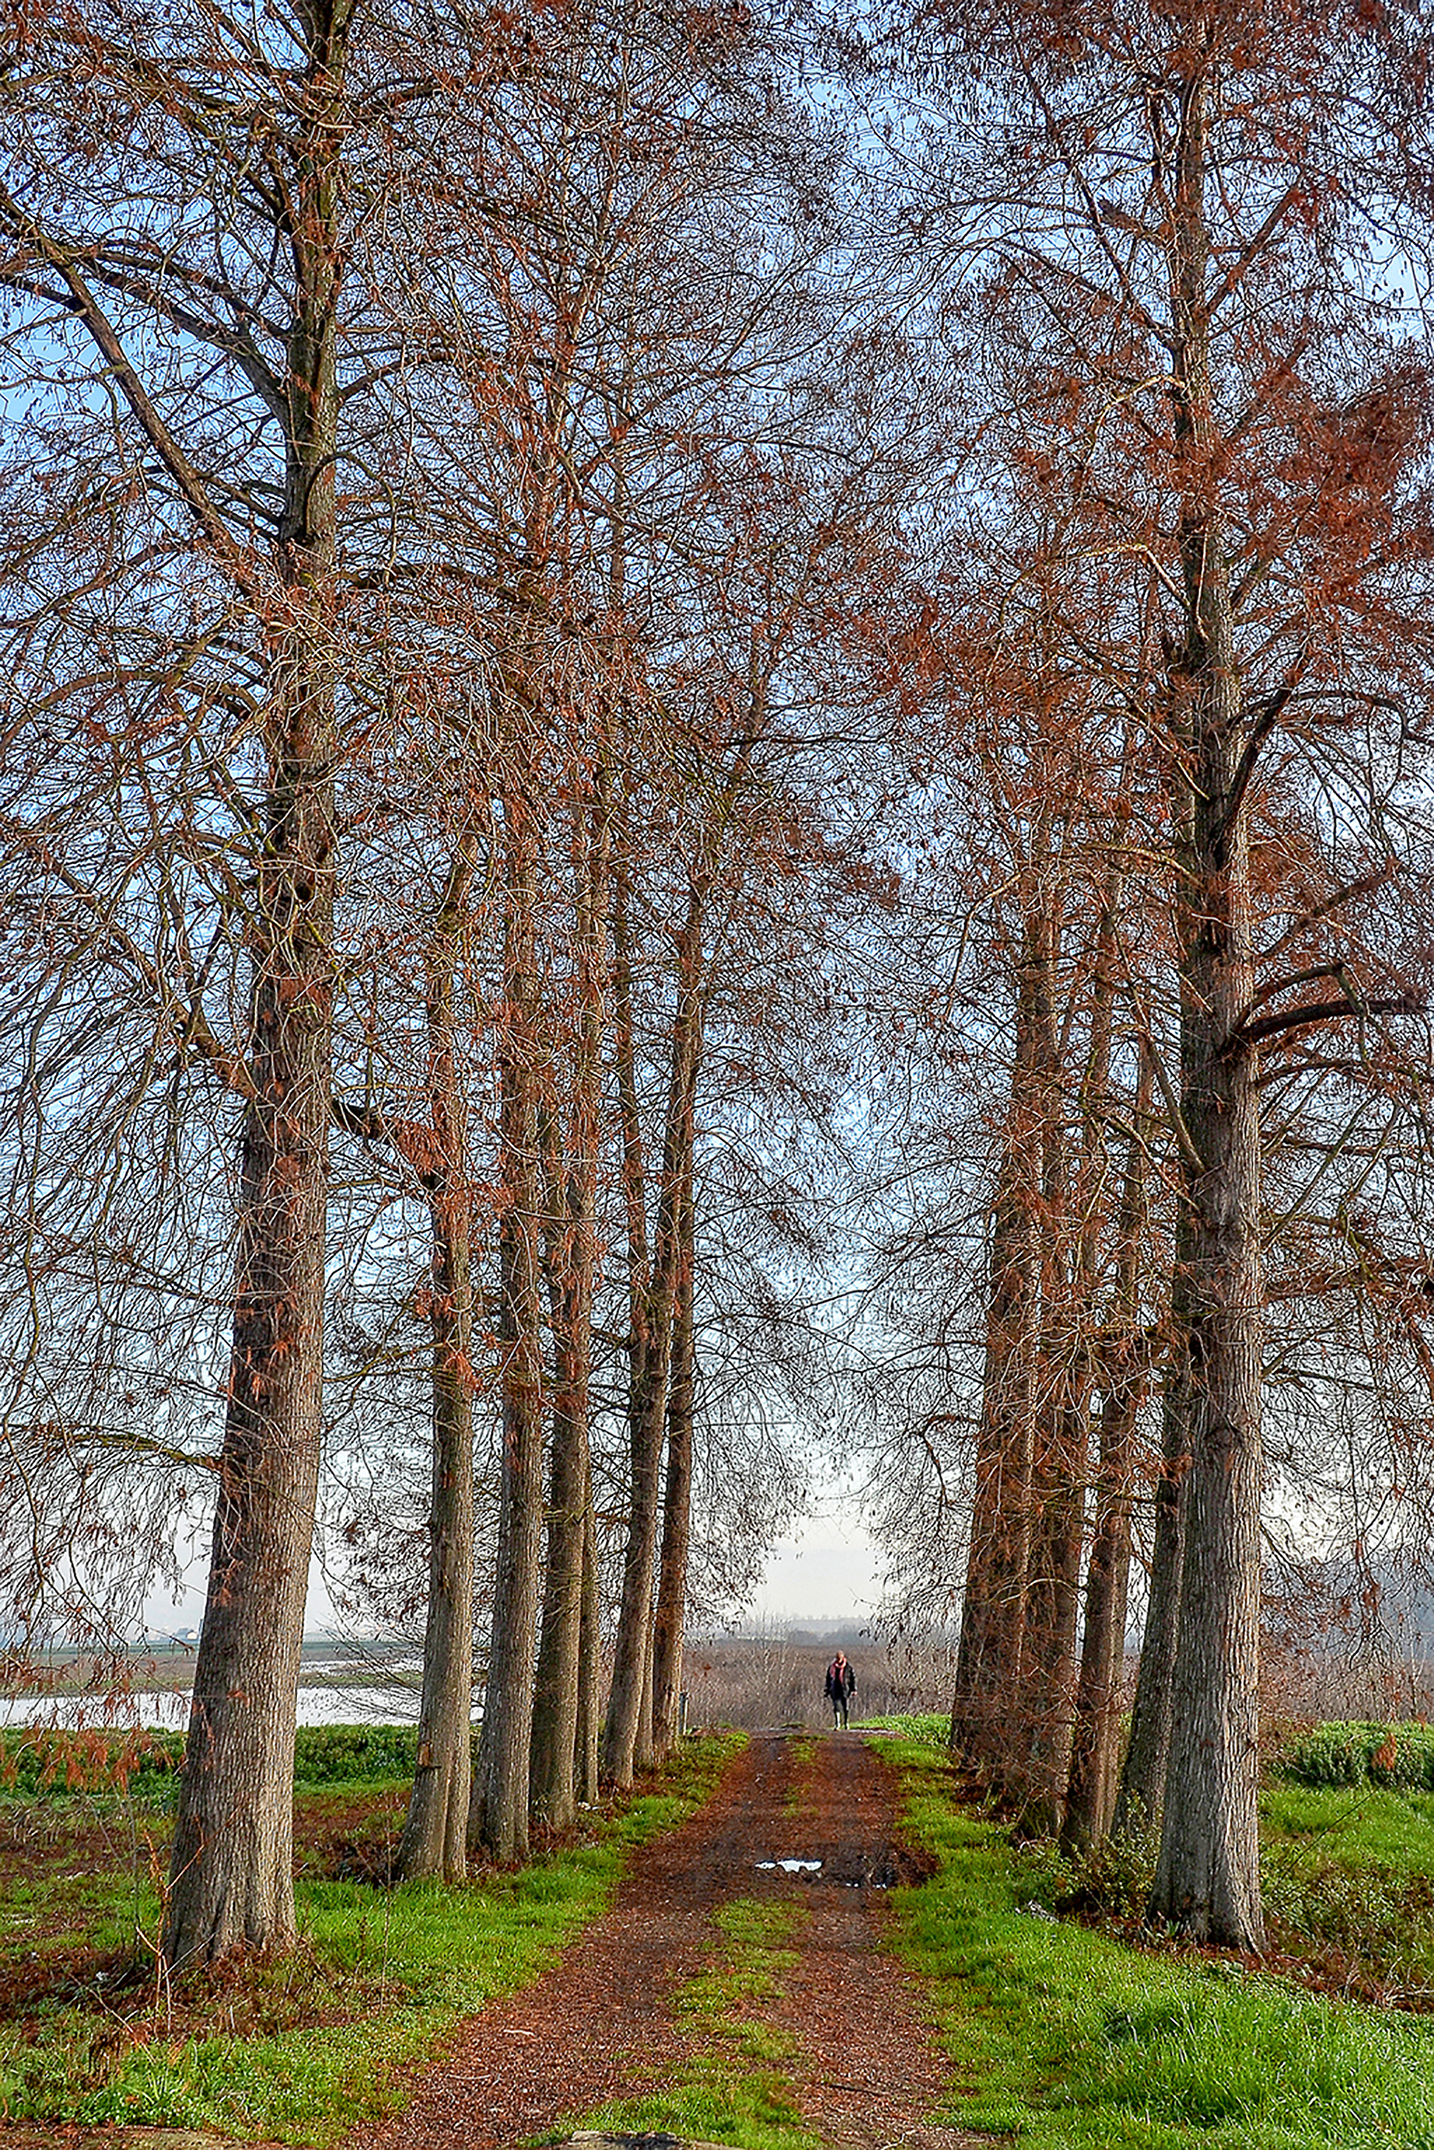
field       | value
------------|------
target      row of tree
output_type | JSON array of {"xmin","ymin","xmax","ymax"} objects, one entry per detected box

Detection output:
[
  {"xmin": 4, "ymin": 0, "xmax": 1434, "ymax": 1975},
  {"xmin": 860, "ymin": 0, "xmax": 1434, "ymax": 1950},
  {"xmin": 0, "ymin": 0, "xmax": 883, "ymax": 1967}
]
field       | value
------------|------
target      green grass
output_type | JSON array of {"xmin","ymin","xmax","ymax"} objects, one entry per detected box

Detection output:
[
  {"xmin": 0, "ymin": 1733, "xmax": 744, "ymax": 2144},
  {"xmin": 1262, "ymin": 1779, "xmax": 1434, "ymax": 1874},
  {"xmin": 575, "ymin": 1894, "xmax": 818, "ymax": 2150},
  {"xmin": 1260, "ymin": 1778, "xmax": 1434, "ymax": 1994},
  {"xmin": 875, "ymin": 1737, "xmax": 1434, "ymax": 2150},
  {"xmin": 782, "ymin": 1735, "xmax": 817, "ymax": 1817},
  {"xmin": 856, "ymin": 1711, "xmax": 950, "ymax": 1745}
]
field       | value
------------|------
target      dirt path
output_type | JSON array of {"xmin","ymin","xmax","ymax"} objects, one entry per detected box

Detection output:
[
  {"xmin": 766, "ymin": 1737, "xmax": 980, "ymax": 2150},
  {"xmin": 345, "ymin": 1729, "xmax": 981, "ymax": 2150}
]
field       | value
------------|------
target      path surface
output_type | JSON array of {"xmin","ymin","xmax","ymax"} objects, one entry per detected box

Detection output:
[
  {"xmin": 0, "ymin": 1734, "xmax": 977, "ymax": 2150},
  {"xmin": 346, "ymin": 1729, "xmax": 982, "ymax": 2150}
]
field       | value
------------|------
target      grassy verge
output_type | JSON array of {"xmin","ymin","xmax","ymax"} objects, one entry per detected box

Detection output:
[
  {"xmin": 856, "ymin": 1711, "xmax": 949, "ymax": 1745},
  {"xmin": 0, "ymin": 1732, "xmax": 743, "ymax": 2144},
  {"xmin": 1070, "ymin": 1768, "xmax": 1434, "ymax": 2000},
  {"xmin": 576, "ymin": 1894, "xmax": 818, "ymax": 2150},
  {"xmin": 875, "ymin": 1737, "xmax": 1434, "ymax": 2150},
  {"xmin": 1262, "ymin": 1778, "xmax": 1434, "ymax": 1998}
]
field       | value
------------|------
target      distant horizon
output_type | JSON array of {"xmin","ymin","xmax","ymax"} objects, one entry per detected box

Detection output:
[{"xmin": 124, "ymin": 1617, "xmax": 890, "ymax": 1650}]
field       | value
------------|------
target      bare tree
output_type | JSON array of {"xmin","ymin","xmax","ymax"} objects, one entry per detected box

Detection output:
[
  {"xmin": 880, "ymin": 0, "xmax": 1434, "ymax": 1943},
  {"xmin": 0, "ymin": 0, "xmax": 385, "ymax": 1963}
]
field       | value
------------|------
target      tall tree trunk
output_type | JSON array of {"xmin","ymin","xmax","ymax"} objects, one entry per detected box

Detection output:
[
  {"xmin": 604, "ymin": 714, "xmax": 743, "ymax": 1787},
  {"xmin": 164, "ymin": 12, "xmax": 347, "ymax": 1967},
  {"xmin": 1017, "ymin": 1442, "xmax": 1084, "ymax": 1829},
  {"xmin": 1013, "ymin": 870, "xmax": 1085, "ymax": 1826},
  {"xmin": 529, "ymin": 1114, "xmax": 590, "ymax": 1832},
  {"xmin": 1114, "ymin": 1347, "xmax": 1190, "ymax": 1838},
  {"xmin": 652, "ymin": 1170, "xmax": 695, "ymax": 1759},
  {"xmin": 394, "ymin": 853, "xmax": 477, "ymax": 1884},
  {"xmin": 1147, "ymin": 58, "xmax": 1265, "ymax": 1950},
  {"xmin": 949, "ymin": 1134, "xmax": 1037, "ymax": 1773},
  {"xmin": 471, "ymin": 809, "xmax": 546, "ymax": 1863},
  {"xmin": 163, "ymin": 707, "xmax": 334, "ymax": 1963},
  {"xmin": 1063, "ymin": 1071, "xmax": 1151, "ymax": 1854},
  {"xmin": 604, "ymin": 880, "xmax": 703, "ymax": 1786},
  {"xmin": 603, "ymin": 864, "xmax": 655, "ymax": 1787},
  {"xmin": 1063, "ymin": 1377, "xmax": 1138, "ymax": 1854},
  {"xmin": 950, "ymin": 906, "xmax": 1049, "ymax": 1778},
  {"xmin": 1018, "ymin": 922, "xmax": 1083, "ymax": 1827},
  {"xmin": 394, "ymin": 1216, "xmax": 474, "ymax": 1881},
  {"xmin": 635, "ymin": 1610, "xmax": 655, "ymax": 1772},
  {"xmin": 575, "ymin": 1480, "xmax": 601, "ymax": 1806},
  {"xmin": 530, "ymin": 785, "xmax": 609, "ymax": 1830}
]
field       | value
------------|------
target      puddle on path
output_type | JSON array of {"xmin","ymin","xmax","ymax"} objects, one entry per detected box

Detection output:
[{"xmin": 753, "ymin": 1848, "xmax": 931, "ymax": 1888}]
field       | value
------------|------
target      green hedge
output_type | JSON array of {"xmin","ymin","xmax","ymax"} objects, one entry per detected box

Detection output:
[
  {"xmin": 0, "ymin": 1726, "xmax": 184, "ymax": 1799},
  {"xmin": 292, "ymin": 1723, "xmax": 424, "ymax": 1784},
  {"xmin": 1282, "ymin": 1721, "xmax": 1434, "ymax": 1790},
  {"xmin": 0, "ymin": 1722, "xmax": 432, "ymax": 1800}
]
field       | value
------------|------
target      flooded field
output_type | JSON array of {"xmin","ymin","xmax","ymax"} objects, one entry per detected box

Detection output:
[
  {"xmin": 0, "ymin": 1684, "xmax": 430, "ymax": 1729},
  {"xmin": 0, "ymin": 1643, "xmax": 433, "ymax": 1730},
  {"xmin": 0, "ymin": 1630, "xmax": 958, "ymax": 1735}
]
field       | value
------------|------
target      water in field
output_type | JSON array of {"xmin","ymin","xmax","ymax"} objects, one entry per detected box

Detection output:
[{"xmin": 0, "ymin": 1679, "xmax": 430, "ymax": 1731}]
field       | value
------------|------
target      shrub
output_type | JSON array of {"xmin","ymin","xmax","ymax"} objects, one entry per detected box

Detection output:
[
  {"xmin": 292, "ymin": 1725, "xmax": 425, "ymax": 1785},
  {"xmin": 1261, "ymin": 1842, "xmax": 1429, "ymax": 1969},
  {"xmin": 0, "ymin": 1721, "xmax": 433, "ymax": 1802},
  {"xmin": 0, "ymin": 1727, "xmax": 185, "ymax": 1799},
  {"xmin": 1064, "ymin": 1820, "xmax": 1161, "ymax": 1922},
  {"xmin": 1283, "ymin": 1722, "xmax": 1434, "ymax": 1792}
]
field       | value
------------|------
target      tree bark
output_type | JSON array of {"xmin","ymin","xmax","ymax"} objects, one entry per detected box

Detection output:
[
  {"xmin": 1016, "ymin": 1443, "xmax": 1084, "ymax": 1829},
  {"xmin": 394, "ymin": 1224, "xmax": 474, "ymax": 1881},
  {"xmin": 1017, "ymin": 921, "xmax": 1084, "ymax": 1826},
  {"xmin": 603, "ymin": 878, "xmax": 704, "ymax": 1786},
  {"xmin": 1064, "ymin": 1061, "xmax": 1151, "ymax": 1855},
  {"xmin": 635, "ymin": 1608, "xmax": 656, "ymax": 1773},
  {"xmin": 603, "ymin": 864, "xmax": 655, "ymax": 1787},
  {"xmin": 950, "ymin": 907, "xmax": 1051, "ymax": 1778},
  {"xmin": 575, "ymin": 1480, "xmax": 601, "ymax": 1807},
  {"xmin": 1014, "ymin": 872, "xmax": 1086, "ymax": 1825},
  {"xmin": 1147, "ymin": 58, "xmax": 1265, "ymax": 1950},
  {"xmin": 164, "ymin": 2, "xmax": 348, "ymax": 1967},
  {"xmin": 530, "ymin": 786, "xmax": 608, "ymax": 1830},
  {"xmin": 471, "ymin": 807, "xmax": 546, "ymax": 1863},
  {"xmin": 1062, "ymin": 1378, "xmax": 1137, "ymax": 1854},
  {"xmin": 949, "ymin": 1159, "xmax": 1037, "ymax": 1772},
  {"xmin": 394, "ymin": 854, "xmax": 477, "ymax": 1884},
  {"xmin": 529, "ymin": 1115, "xmax": 590, "ymax": 1832},
  {"xmin": 1114, "ymin": 1239, "xmax": 1192, "ymax": 1839},
  {"xmin": 164, "ymin": 660, "xmax": 335, "ymax": 1966},
  {"xmin": 652, "ymin": 1172, "xmax": 694, "ymax": 1759}
]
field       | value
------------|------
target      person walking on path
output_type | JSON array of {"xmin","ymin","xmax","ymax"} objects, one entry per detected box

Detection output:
[{"xmin": 825, "ymin": 1650, "xmax": 856, "ymax": 1729}]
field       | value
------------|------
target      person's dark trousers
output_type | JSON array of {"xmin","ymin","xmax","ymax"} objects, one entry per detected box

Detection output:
[{"xmin": 832, "ymin": 1698, "xmax": 848, "ymax": 1729}]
